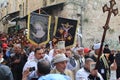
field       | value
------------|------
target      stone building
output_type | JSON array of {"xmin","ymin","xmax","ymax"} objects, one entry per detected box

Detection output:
[
  {"xmin": 0, "ymin": 0, "xmax": 120, "ymax": 49},
  {"xmin": 0, "ymin": 0, "xmax": 66, "ymax": 32}
]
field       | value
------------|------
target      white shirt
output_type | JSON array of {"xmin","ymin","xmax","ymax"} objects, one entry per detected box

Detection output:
[
  {"xmin": 76, "ymin": 68, "xmax": 103, "ymax": 80},
  {"xmin": 110, "ymin": 70, "xmax": 116, "ymax": 80},
  {"xmin": 48, "ymin": 49, "xmax": 54, "ymax": 62},
  {"xmin": 23, "ymin": 58, "xmax": 38, "ymax": 72},
  {"xmin": 44, "ymin": 54, "xmax": 51, "ymax": 62},
  {"xmin": 27, "ymin": 51, "xmax": 35, "ymax": 61}
]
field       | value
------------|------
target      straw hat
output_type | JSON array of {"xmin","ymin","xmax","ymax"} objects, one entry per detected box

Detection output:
[{"xmin": 52, "ymin": 54, "xmax": 69, "ymax": 64}]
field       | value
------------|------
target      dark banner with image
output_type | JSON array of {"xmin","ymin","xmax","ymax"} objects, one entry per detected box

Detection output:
[
  {"xmin": 27, "ymin": 13, "xmax": 51, "ymax": 45},
  {"xmin": 53, "ymin": 17, "xmax": 79, "ymax": 47}
]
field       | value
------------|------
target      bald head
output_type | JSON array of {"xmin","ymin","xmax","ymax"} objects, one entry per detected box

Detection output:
[{"xmin": 37, "ymin": 59, "xmax": 51, "ymax": 75}]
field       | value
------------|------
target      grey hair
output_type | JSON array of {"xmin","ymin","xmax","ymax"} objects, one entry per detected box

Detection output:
[{"xmin": 85, "ymin": 58, "xmax": 94, "ymax": 63}]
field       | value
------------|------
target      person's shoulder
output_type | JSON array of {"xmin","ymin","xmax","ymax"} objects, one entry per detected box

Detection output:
[
  {"xmin": 0, "ymin": 64, "xmax": 10, "ymax": 70},
  {"xmin": 27, "ymin": 58, "xmax": 37, "ymax": 62},
  {"xmin": 25, "ymin": 59, "xmax": 37, "ymax": 66},
  {"xmin": 38, "ymin": 74, "xmax": 71, "ymax": 80},
  {"xmin": 64, "ymin": 69, "xmax": 74, "ymax": 75},
  {"xmin": 76, "ymin": 68, "xmax": 85, "ymax": 74},
  {"xmin": 65, "ymin": 69, "xmax": 73, "ymax": 73},
  {"xmin": 50, "ymin": 68, "xmax": 57, "ymax": 73},
  {"xmin": 75, "ymin": 68, "xmax": 88, "ymax": 80},
  {"xmin": 0, "ymin": 64, "xmax": 11, "ymax": 75}
]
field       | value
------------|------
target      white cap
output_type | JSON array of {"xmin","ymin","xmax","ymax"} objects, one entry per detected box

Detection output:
[{"xmin": 93, "ymin": 43, "xmax": 101, "ymax": 50}]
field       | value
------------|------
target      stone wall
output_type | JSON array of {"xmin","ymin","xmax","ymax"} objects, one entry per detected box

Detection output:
[
  {"xmin": 62, "ymin": 0, "xmax": 120, "ymax": 49},
  {"xmin": 82, "ymin": 0, "xmax": 120, "ymax": 49},
  {"xmin": 0, "ymin": 0, "xmax": 120, "ymax": 49}
]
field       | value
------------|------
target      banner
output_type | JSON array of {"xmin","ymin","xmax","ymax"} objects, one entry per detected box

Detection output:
[
  {"xmin": 27, "ymin": 13, "xmax": 51, "ymax": 45},
  {"xmin": 53, "ymin": 17, "xmax": 79, "ymax": 47}
]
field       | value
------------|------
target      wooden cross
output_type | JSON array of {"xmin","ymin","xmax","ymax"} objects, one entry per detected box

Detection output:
[{"xmin": 95, "ymin": 0, "xmax": 118, "ymax": 69}]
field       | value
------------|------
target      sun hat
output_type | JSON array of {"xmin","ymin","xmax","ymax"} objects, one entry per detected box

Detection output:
[{"xmin": 52, "ymin": 53, "xmax": 69, "ymax": 64}]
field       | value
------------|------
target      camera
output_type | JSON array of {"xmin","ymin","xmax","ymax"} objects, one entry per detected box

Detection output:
[{"xmin": 29, "ymin": 67, "xmax": 35, "ymax": 71}]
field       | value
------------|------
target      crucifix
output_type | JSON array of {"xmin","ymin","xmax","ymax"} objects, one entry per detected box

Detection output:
[
  {"xmin": 95, "ymin": 0, "xmax": 118, "ymax": 69},
  {"xmin": 52, "ymin": 22, "xmax": 73, "ymax": 47}
]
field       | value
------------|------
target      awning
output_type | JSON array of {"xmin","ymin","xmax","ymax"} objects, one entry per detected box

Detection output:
[
  {"xmin": 11, "ymin": 15, "xmax": 27, "ymax": 22},
  {"xmin": 0, "ymin": 11, "xmax": 20, "ymax": 22}
]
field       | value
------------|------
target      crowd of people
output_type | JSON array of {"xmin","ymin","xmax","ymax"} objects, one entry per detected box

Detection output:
[{"xmin": 0, "ymin": 31, "xmax": 120, "ymax": 80}]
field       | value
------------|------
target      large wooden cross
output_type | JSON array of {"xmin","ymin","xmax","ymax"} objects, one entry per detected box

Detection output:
[{"xmin": 95, "ymin": 0, "xmax": 118, "ymax": 69}]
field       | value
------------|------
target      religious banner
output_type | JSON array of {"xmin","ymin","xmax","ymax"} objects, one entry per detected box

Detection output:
[
  {"xmin": 27, "ymin": 13, "xmax": 51, "ymax": 45},
  {"xmin": 53, "ymin": 17, "xmax": 79, "ymax": 47}
]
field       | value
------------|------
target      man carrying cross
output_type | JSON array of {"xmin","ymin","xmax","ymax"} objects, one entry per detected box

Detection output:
[
  {"xmin": 93, "ymin": 43, "xmax": 111, "ymax": 80},
  {"xmin": 94, "ymin": 0, "xmax": 118, "ymax": 80}
]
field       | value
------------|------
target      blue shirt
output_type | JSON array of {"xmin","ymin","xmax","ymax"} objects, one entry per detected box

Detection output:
[{"xmin": 38, "ymin": 74, "xmax": 71, "ymax": 80}]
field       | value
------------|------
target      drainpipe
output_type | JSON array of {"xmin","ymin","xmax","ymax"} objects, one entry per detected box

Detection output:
[{"xmin": 26, "ymin": 0, "xmax": 28, "ymax": 15}]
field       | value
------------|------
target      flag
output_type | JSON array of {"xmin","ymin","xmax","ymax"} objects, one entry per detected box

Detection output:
[
  {"xmin": 53, "ymin": 17, "xmax": 79, "ymax": 47},
  {"xmin": 27, "ymin": 13, "xmax": 51, "ymax": 45}
]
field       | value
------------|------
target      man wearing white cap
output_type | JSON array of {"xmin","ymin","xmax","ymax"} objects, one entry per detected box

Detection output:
[
  {"xmin": 90, "ymin": 43, "xmax": 101, "ymax": 62},
  {"xmin": 51, "ymin": 53, "xmax": 74, "ymax": 80},
  {"xmin": 92, "ymin": 43, "xmax": 111, "ymax": 80},
  {"xmin": 93, "ymin": 43, "xmax": 101, "ymax": 55}
]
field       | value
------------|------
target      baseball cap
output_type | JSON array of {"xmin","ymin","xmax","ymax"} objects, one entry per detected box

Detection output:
[{"xmin": 84, "ymin": 48, "xmax": 91, "ymax": 53}]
